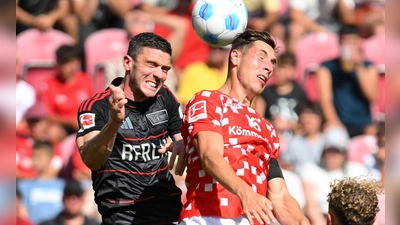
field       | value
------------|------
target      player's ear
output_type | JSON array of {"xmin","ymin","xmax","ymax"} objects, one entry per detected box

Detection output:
[
  {"xmin": 230, "ymin": 49, "xmax": 240, "ymax": 66},
  {"xmin": 123, "ymin": 55, "xmax": 133, "ymax": 71}
]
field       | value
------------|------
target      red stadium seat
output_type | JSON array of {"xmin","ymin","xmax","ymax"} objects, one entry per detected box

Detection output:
[
  {"xmin": 294, "ymin": 32, "xmax": 340, "ymax": 83},
  {"xmin": 17, "ymin": 29, "xmax": 75, "ymax": 96},
  {"xmin": 17, "ymin": 28, "xmax": 75, "ymax": 72},
  {"xmin": 362, "ymin": 34, "xmax": 385, "ymax": 66},
  {"xmin": 84, "ymin": 28, "xmax": 128, "ymax": 77},
  {"xmin": 22, "ymin": 61, "xmax": 57, "ymax": 99},
  {"xmin": 93, "ymin": 63, "xmax": 107, "ymax": 92}
]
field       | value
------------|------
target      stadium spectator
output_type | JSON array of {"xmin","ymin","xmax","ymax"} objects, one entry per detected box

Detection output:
[
  {"xmin": 16, "ymin": 188, "xmax": 34, "ymax": 225},
  {"xmin": 16, "ymin": 0, "xmax": 78, "ymax": 41},
  {"xmin": 281, "ymin": 102, "xmax": 325, "ymax": 173},
  {"xmin": 288, "ymin": 0, "xmax": 355, "ymax": 52},
  {"xmin": 38, "ymin": 179, "xmax": 99, "ymax": 225},
  {"xmin": 177, "ymin": 45, "xmax": 229, "ymax": 109},
  {"xmin": 18, "ymin": 141, "xmax": 66, "ymax": 224},
  {"xmin": 316, "ymin": 24, "xmax": 379, "ymax": 137},
  {"xmin": 39, "ymin": 44, "xmax": 94, "ymax": 142},
  {"xmin": 254, "ymin": 52, "xmax": 308, "ymax": 122}
]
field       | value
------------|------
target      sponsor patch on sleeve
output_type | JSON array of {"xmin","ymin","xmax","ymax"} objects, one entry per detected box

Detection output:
[
  {"xmin": 79, "ymin": 113, "xmax": 96, "ymax": 131},
  {"xmin": 188, "ymin": 100, "xmax": 207, "ymax": 123}
]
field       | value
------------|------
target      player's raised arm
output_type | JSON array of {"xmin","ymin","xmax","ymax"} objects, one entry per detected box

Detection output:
[{"xmin": 76, "ymin": 84, "xmax": 127, "ymax": 170}]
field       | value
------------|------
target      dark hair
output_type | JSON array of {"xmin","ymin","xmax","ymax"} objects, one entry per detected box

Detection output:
[
  {"xmin": 32, "ymin": 141, "xmax": 54, "ymax": 155},
  {"xmin": 127, "ymin": 32, "xmax": 172, "ymax": 60},
  {"xmin": 277, "ymin": 52, "xmax": 297, "ymax": 67},
  {"xmin": 297, "ymin": 101, "xmax": 323, "ymax": 118},
  {"xmin": 339, "ymin": 24, "xmax": 360, "ymax": 37},
  {"xmin": 56, "ymin": 45, "xmax": 80, "ymax": 64},
  {"xmin": 229, "ymin": 29, "xmax": 276, "ymax": 67}
]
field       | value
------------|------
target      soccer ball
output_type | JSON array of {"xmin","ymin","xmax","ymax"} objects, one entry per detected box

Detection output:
[{"xmin": 192, "ymin": 0, "xmax": 248, "ymax": 47}]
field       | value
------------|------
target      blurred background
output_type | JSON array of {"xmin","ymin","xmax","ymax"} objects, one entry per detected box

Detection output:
[{"xmin": 3, "ymin": 0, "xmax": 397, "ymax": 224}]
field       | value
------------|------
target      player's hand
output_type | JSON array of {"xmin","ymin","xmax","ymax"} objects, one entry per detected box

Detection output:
[
  {"xmin": 108, "ymin": 84, "xmax": 127, "ymax": 123},
  {"xmin": 158, "ymin": 139, "xmax": 186, "ymax": 176},
  {"xmin": 240, "ymin": 186, "xmax": 276, "ymax": 225}
]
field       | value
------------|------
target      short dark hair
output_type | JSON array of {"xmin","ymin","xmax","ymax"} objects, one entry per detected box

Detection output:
[
  {"xmin": 127, "ymin": 32, "xmax": 172, "ymax": 60},
  {"xmin": 32, "ymin": 141, "xmax": 54, "ymax": 155},
  {"xmin": 297, "ymin": 101, "xmax": 323, "ymax": 119},
  {"xmin": 56, "ymin": 45, "xmax": 80, "ymax": 64},
  {"xmin": 277, "ymin": 52, "xmax": 296, "ymax": 67},
  {"xmin": 230, "ymin": 29, "xmax": 276, "ymax": 56},
  {"xmin": 339, "ymin": 24, "xmax": 360, "ymax": 37}
]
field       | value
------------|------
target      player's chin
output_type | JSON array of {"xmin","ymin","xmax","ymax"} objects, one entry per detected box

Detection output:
[{"xmin": 142, "ymin": 86, "xmax": 161, "ymax": 98}]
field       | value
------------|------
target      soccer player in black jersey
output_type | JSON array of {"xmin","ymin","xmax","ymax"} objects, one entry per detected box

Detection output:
[{"xmin": 76, "ymin": 32, "xmax": 185, "ymax": 225}]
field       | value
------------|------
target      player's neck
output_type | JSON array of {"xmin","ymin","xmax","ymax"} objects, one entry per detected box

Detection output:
[
  {"xmin": 219, "ymin": 80, "xmax": 254, "ymax": 106},
  {"xmin": 122, "ymin": 76, "xmax": 148, "ymax": 102}
]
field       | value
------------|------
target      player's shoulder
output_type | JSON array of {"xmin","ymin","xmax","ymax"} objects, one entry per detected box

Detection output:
[
  {"xmin": 187, "ymin": 90, "xmax": 220, "ymax": 104},
  {"xmin": 78, "ymin": 89, "xmax": 110, "ymax": 114}
]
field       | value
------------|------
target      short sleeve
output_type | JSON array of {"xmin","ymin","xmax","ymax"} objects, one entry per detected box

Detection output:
[
  {"xmin": 163, "ymin": 86, "xmax": 183, "ymax": 137},
  {"xmin": 183, "ymin": 91, "xmax": 224, "ymax": 138},
  {"xmin": 76, "ymin": 99, "xmax": 109, "ymax": 137}
]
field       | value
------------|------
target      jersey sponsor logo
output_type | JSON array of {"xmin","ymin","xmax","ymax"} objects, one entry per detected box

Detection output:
[
  {"xmin": 121, "ymin": 139, "xmax": 167, "ymax": 162},
  {"xmin": 188, "ymin": 100, "xmax": 207, "ymax": 123},
  {"xmin": 79, "ymin": 113, "xmax": 95, "ymax": 131},
  {"xmin": 120, "ymin": 117, "xmax": 134, "ymax": 129},
  {"xmin": 245, "ymin": 114, "xmax": 261, "ymax": 132},
  {"xmin": 146, "ymin": 109, "xmax": 169, "ymax": 125},
  {"xmin": 228, "ymin": 126, "xmax": 267, "ymax": 142}
]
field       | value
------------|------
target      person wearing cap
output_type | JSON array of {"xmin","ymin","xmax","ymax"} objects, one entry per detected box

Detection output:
[
  {"xmin": 38, "ymin": 179, "xmax": 99, "ymax": 225},
  {"xmin": 298, "ymin": 126, "xmax": 370, "ymax": 225}
]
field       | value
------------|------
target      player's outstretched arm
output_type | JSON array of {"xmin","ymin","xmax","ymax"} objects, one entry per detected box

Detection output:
[
  {"xmin": 76, "ymin": 85, "xmax": 127, "ymax": 170},
  {"xmin": 193, "ymin": 130, "xmax": 276, "ymax": 225},
  {"xmin": 267, "ymin": 177, "xmax": 310, "ymax": 225}
]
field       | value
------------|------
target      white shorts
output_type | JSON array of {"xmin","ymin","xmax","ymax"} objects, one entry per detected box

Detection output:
[{"xmin": 179, "ymin": 215, "xmax": 251, "ymax": 225}]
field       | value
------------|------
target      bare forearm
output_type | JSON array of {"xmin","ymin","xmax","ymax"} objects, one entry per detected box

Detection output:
[
  {"xmin": 80, "ymin": 120, "xmax": 121, "ymax": 170},
  {"xmin": 356, "ymin": 66, "xmax": 379, "ymax": 102},
  {"xmin": 48, "ymin": 0, "xmax": 69, "ymax": 21},
  {"xmin": 291, "ymin": 9, "xmax": 326, "ymax": 32},
  {"xmin": 74, "ymin": 0, "xmax": 99, "ymax": 23},
  {"xmin": 16, "ymin": 6, "xmax": 36, "ymax": 26},
  {"xmin": 271, "ymin": 194, "xmax": 307, "ymax": 224},
  {"xmin": 337, "ymin": 0, "xmax": 355, "ymax": 24},
  {"xmin": 108, "ymin": 0, "xmax": 132, "ymax": 19}
]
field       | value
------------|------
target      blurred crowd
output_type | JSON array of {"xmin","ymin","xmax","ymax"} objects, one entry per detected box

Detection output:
[{"xmin": 15, "ymin": 0, "xmax": 390, "ymax": 225}]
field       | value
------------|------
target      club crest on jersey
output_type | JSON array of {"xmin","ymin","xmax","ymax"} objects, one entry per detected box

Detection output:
[
  {"xmin": 79, "ymin": 113, "xmax": 95, "ymax": 131},
  {"xmin": 146, "ymin": 109, "xmax": 169, "ymax": 125},
  {"xmin": 188, "ymin": 100, "xmax": 207, "ymax": 123}
]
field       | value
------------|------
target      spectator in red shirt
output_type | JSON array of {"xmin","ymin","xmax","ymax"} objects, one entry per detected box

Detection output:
[{"xmin": 40, "ymin": 44, "xmax": 94, "ymax": 141}]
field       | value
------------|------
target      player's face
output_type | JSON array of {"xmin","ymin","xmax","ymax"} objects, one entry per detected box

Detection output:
[
  {"xmin": 127, "ymin": 47, "xmax": 171, "ymax": 100},
  {"xmin": 237, "ymin": 41, "xmax": 276, "ymax": 96}
]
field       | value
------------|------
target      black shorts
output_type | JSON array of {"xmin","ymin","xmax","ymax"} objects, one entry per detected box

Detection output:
[{"xmin": 100, "ymin": 195, "xmax": 182, "ymax": 225}]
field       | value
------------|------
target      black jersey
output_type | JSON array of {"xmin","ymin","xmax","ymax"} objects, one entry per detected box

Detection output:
[{"xmin": 76, "ymin": 78, "xmax": 182, "ymax": 224}]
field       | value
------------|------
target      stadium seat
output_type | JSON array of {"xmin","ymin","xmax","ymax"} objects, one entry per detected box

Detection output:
[
  {"xmin": 347, "ymin": 134, "xmax": 377, "ymax": 166},
  {"xmin": 294, "ymin": 32, "xmax": 340, "ymax": 83},
  {"xmin": 362, "ymin": 34, "xmax": 385, "ymax": 66},
  {"xmin": 17, "ymin": 29, "xmax": 75, "ymax": 95},
  {"xmin": 84, "ymin": 28, "xmax": 128, "ymax": 78}
]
